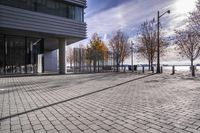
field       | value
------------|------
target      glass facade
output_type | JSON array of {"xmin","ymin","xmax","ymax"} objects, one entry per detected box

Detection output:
[
  {"xmin": 0, "ymin": 0, "xmax": 84, "ymax": 22},
  {"xmin": 0, "ymin": 34, "xmax": 44, "ymax": 75}
]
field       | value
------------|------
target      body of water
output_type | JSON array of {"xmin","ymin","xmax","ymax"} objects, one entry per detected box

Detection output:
[{"xmin": 162, "ymin": 66, "xmax": 200, "ymax": 71}]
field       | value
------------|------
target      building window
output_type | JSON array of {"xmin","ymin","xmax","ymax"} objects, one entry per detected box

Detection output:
[
  {"xmin": 66, "ymin": 5, "xmax": 75, "ymax": 19},
  {"xmin": 0, "ymin": 0, "xmax": 84, "ymax": 22},
  {"xmin": 75, "ymin": 6, "xmax": 83, "ymax": 21}
]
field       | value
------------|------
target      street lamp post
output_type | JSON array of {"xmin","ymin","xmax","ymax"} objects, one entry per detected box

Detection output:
[{"xmin": 157, "ymin": 10, "xmax": 170, "ymax": 73}]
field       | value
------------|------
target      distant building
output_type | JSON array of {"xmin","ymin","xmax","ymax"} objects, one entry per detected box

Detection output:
[{"xmin": 0, "ymin": 0, "xmax": 86, "ymax": 75}]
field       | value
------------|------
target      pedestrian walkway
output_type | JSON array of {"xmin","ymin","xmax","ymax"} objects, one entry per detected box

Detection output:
[{"xmin": 0, "ymin": 73, "xmax": 200, "ymax": 133}]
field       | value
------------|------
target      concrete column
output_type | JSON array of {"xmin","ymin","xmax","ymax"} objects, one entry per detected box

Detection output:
[{"xmin": 59, "ymin": 38, "xmax": 66, "ymax": 74}]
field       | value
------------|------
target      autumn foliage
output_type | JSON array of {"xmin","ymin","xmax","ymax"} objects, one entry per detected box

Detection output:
[{"xmin": 86, "ymin": 33, "xmax": 109, "ymax": 72}]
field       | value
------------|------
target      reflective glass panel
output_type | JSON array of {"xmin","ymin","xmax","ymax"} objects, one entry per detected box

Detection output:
[{"xmin": 0, "ymin": 0, "xmax": 84, "ymax": 22}]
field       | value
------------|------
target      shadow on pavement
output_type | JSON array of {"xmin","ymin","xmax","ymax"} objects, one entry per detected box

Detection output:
[{"xmin": 0, "ymin": 73, "xmax": 155, "ymax": 122}]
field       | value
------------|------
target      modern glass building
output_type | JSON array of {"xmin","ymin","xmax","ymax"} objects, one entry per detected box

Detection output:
[{"xmin": 0, "ymin": 0, "xmax": 86, "ymax": 75}]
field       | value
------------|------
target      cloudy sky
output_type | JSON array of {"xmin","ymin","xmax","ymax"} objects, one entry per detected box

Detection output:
[
  {"xmin": 85, "ymin": 0, "xmax": 196, "ymax": 37},
  {"xmin": 72, "ymin": 0, "xmax": 199, "ymax": 65}
]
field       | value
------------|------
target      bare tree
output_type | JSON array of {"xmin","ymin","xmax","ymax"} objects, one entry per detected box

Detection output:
[
  {"xmin": 66, "ymin": 47, "xmax": 74, "ymax": 68},
  {"xmin": 175, "ymin": 30, "xmax": 200, "ymax": 76},
  {"xmin": 137, "ymin": 19, "xmax": 168, "ymax": 70},
  {"xmin": 137, "ymin": 20, "xmax": 156, "ymax": 70},
  {"xmin": 109, "ymin": 30, "xmax": 130, "ymax": 72},
  {"xmin": 188, "ymin": 0, "xmax": 200, "ymax": 36}
]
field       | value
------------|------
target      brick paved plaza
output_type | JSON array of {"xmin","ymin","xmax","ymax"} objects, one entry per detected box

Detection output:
[{"xmin": 0, "ymin": 73, "xmax": 200, "ymax": 133}]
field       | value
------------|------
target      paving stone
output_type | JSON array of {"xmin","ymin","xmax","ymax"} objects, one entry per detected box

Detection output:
[
  {"xmin": 66, "ymin": 124, "xmax": 77, "ymax": 130},
  {"xmin": 121, "ymin": 128, "xmax": 136, "ymax": 133},
  {"xmin": 59, "ymin": 128, "xmax": 71, "ymax": 133},
  {"xmin": 23, "ymin": 129, "xmax": 35, "ymax": 133},
  {"xmin": 44, "ymin": 124, "xmax": 54, "ymax": 130},
  {"xmin": 89, "ymin": 124, "xmax": 101, "ymax": 130},
  {"xmin": 173, "ymin": 127, "xmax": 192, "ymax": 133},
  {"xmin": 0, "ymin": 73, "xmax": 200, "ymax": 133},
  {"xmin": 111, "ymin": 124, "xmax": 125, "ymax": 130},
  {"xmin": 11, "ymin": 129, "xmax": 22, "ymax": 133},
  {"xmin": 71, "ymin": 129, "xmax": 83, "ymax": 133},
  {"xmin": 123, "ymin": 123, "xmax": 137, "ymax": 130},
  {"xmin": 0, "ymin": 124, "xmax": 10, "ymax": 131},
  {"xmin": 46, "ymin": 129, "xmax": 59, "ymax": 133},
  {"xmin": 11, "ymin": 125, "xmax": 21, "ymax": 131},
  {"xmin": 55, "ymin": 125, "xmax": 66, "ymax": 131},
  {"xmin": 96, "ymin": 129, "xmax": 109, "ymax": 133},
  {"xmin": 147, "ymin": 123, "xmax": 162, "ymax": 130},
  {"xmin": 147, "ymin": 128, "xmax": 163, "ymax": 133},
  {"xmin": 78, "ymin": 124, "xmax": 89, "ymax": 130},
  {"xmin": 109, "ymin": 128, "xmax": 121, "ymax": 133},
  {"xmin": 35, "ymin": 129, "xmax": 46, "ymax": 133},
  {"xmin": 185, "ymin": 127, "xmax": 200, "ymax": 133},
  {"xmin": 103, "ymin": 120, "xmax": 113, "ymax": 125},
  {"xmin": 0, "ymin": 129, "xmax": 10, "ymax": 133},
  {"xmin": 99, "ymin": 124, "xmax": 112, "ymax": 130},
  {"xmin": 22, "ymin": 124, "xmax": 32, "ymax": 131},
  {"xmin": 33, "ymin": 124, "xmax": 43, "ymax": 131},
  {"xmin": 83, "ymin": 129, "xmax": 94, "ymax": 133},
  {"xmin": 160, "ymin": 127, "xmax": 176, "ymax": 133},
  {"xmin": 134, "ymin": 128, "xmax": 149, "ymax": 133}
]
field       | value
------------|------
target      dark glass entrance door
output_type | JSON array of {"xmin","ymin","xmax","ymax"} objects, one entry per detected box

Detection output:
[
  {"xmin": 0, "ymin": 34, "xmax": 44, "ymax": 75},
  {"xmin": 6, "ymin": 36, "xmax": 25, "ymax": 74}
]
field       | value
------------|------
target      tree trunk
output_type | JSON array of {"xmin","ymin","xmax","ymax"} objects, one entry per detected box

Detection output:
[
  {"xmin": 150, "ymin": 58, "xmax": 153, "ymax": 71},
  {"xmin": 93, "ymin": 61, "xmax": 96, "ymax": 73},
  {"xmin": 70, "ymin": 61, "xmax": 72, "ymax": 68},
  {"xmin": 90, "ymin": 60, "xmax": 92, "ymax": 72},
  {"xmin": 122, "ymin": 62, "xmax": 124, "ymax": 72},
  {"xmin": 191, "ymin": 58, "xmax": 195, "ymax": 77},
  {"xmin": 148, "ymin": 59, "xmax": 151, "ymax": 71},
  {"xmin": 117, "ymin": 62, "xmax": 119, "ymax": 72},
  {"xmin": 116, "ymin": 57, "xmax": 119, "ymax": 72}
]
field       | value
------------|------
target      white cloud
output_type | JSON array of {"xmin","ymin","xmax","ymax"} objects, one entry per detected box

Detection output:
[
  {"xmin": 70, "ymin": 0, "xmax": 200, "ymax": 65},
  {"xmin": 85, "ymin": 0, "xmax": 197, "ymax": 38},
  {"xmin": 86, "ymin": 0, "xmax": 170, "ymax": 36}
]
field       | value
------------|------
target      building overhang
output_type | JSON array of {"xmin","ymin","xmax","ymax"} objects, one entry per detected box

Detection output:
[{"xmin": 0, "ymin": 5, "xmax": 87, "ymax": 40}]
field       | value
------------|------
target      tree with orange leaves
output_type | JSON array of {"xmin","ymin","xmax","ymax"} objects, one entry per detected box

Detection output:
[{"xmin": 86, "ymin": 33, "xmax": 108, "ymax": 72}]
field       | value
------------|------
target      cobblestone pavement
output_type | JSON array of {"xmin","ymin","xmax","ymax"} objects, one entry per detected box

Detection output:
[{"xmin": 0, "ymin": 73, "xmax": 200, "ymax": 133}]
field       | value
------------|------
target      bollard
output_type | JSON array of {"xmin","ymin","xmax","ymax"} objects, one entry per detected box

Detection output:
[
  {"xmin": 172, "ymin": 65, "xmax": 175, "ymax": 75},
  {"xmin": 134, "ymin": 65, "xmax": 137, "ymax": 71},
  {"xmin": 142, "ymin": 66, "xmax": 145, "ymax": 73},
  {"xmin": 161, "ymin": 66, "xmax": 163, "ymax": 73},
  {"xmin": 132, "ymin": 65, "xmax": 134, "ymax": 72}
]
